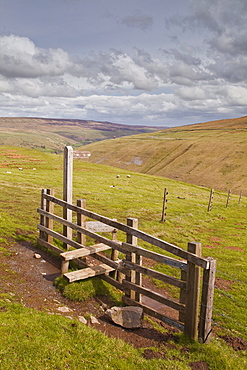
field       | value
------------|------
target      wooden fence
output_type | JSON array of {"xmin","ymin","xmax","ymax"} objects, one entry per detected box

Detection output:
[{"xmin": 37, "ymin": 189, "xmax": 216, "ymax": 342}]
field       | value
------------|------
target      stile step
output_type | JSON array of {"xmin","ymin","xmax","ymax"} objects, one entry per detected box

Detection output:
[
  {"xmin": 63, "ymin": 263, "xmax": 115, "ymax": 283},
  {"xmin": 60, "ymin": 243, "xmax": 111, "ymax": 261}
]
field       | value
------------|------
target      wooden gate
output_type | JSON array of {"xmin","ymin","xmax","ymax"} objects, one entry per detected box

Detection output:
[{"xmin": 37, "ymin": 189, "xmax": 216, "ymax": 342}]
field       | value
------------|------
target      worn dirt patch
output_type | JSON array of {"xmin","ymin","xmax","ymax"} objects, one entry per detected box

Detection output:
[
  {"xmin": 188, "ymin": 361, "xmax": 210, "ymax": 370},
  {"xmin": 225, "ymin": 246, "xmax": 244, "ymax": 252},
  {"xmin": 220, "ymin": 335, "xmax": 247, "ymax": 351},
  {"xmin": 142, "ymin": 348, "xmax": 166, "ymax": 359},
  {"xmin": 214, "ymin": 277, "xmax": 233, "ymax": 291},
  {"xmin": 204, "ymin": 245, "xmax": 216, "ymax": 249}
]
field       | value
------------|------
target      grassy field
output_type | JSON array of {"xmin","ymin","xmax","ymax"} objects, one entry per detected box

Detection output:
[
  {"xmin": 83, "ymin": 115, "xmax": 247, "ymax": 194},
  {"xmin": 0, "ymin": 146, "xmax": 246, "ymax": 369}
]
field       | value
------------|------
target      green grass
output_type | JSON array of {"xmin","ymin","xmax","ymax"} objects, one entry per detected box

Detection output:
[
  {"xmin": 0, "ymin": 145, "xmax": 246, "ymax": 369},
  {"xmin": 0, "ymin": 299, "xmax": 245, "ymax": 370}
]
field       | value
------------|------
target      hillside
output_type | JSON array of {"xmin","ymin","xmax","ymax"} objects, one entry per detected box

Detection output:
[
  {"xmin": 0, "ymin": 146, "xmax": 246, "ymax": 369},
  {"xmin": 0, "ymin": 117, "xmax": 164, "ymax": 151},
  {"xmin": 82, "ymin": 116, "xmax": 247, "ymax": 194}
]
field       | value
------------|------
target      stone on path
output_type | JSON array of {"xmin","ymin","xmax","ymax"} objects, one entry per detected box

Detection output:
[
  {"xmin": 57, "ymin": 306, "xmax": 73, "ymax": 313},
  {"xmin": 90, "ymin": 315, "xmax": 100, "ymax": 325},
  {"xmin": 105, "ymin": 306, "xmax": 143, "ymax": 329},
  {"xmin": 78, "ymin": 316, "xmax": 87, "ymax": 324}
]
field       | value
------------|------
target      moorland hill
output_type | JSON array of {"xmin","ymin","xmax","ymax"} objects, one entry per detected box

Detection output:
[
  {"xmin": 82, "ymin": 116, "xmax": 247, "ymax": 194},
  {"xmin": 0, "ymin": 117, "xmax": 164, "ymax": 151}
]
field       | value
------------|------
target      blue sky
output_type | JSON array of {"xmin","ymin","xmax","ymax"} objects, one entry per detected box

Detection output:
[{"xmin": 0, "ymin": 0, "xmax": 246, "ymax": 126}]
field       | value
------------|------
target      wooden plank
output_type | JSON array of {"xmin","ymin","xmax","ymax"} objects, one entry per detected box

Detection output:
[
  {"xmin": 122, "ymin": 242, "xmax": 187, "ymax": 270},
  {"xmin": 122, "ymin": 260, "xmax": 186, "ymax": 289},
  {"xmin": 184, "ymin": 242, "xmax": 201, "ymax": 341},
  {"xmin": 199, "ymin": 257, "xmax": 216, "ymax": 343},
  {"xmin": 60, "ymin": 243, "xmax": 111, "ymax": 261},
  {"xmin": 122, "ymin": 296, "xmax": 184, "ymax": 332},
  {"xmin": 122, "ymin": 280, "xmax": 185, "ymax": 313},
  {"xmin": 63, "ymin": 264, "xmax": 115, "ymax": 283},
  {"xmin": 41, "ymin": 194, "xmax": 209, "ymax": 268}
]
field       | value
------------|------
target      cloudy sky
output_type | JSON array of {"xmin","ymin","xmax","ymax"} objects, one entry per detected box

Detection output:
[{"xmin": 0, "ymin": 0, "xmax": 246, "ymax": 127}]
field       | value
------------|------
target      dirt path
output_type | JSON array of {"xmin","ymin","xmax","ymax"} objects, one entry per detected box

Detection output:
[{"xmin": 0, "ymin": 241, "xmax": 179, "ymax": 349}]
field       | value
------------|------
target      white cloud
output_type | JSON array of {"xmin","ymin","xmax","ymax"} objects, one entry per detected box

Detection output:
[{"xmin": 0, "ymin": 34, "xmax": 72, "ymax": 79}]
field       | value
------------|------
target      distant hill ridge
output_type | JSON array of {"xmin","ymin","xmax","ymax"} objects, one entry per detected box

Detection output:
[
  {"xmin": 0, "ymin": 117, "xmax": 164, "ymax": 131},
  {"xmin": 0, "ymin": 117, "xmax": 166, "ymax": 150},
  {"xmin": 82, "ymin": 115, "xmax": 247, "ymax": 193}
]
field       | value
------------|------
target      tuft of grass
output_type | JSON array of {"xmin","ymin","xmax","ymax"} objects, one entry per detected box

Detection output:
[{"xmin": 55, "ymin": 276, "xmax": 123, "ymax": 304}]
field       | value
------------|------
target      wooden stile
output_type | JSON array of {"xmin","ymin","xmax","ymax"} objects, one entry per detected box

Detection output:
[
  {"xmin": 37, "ymin": 188, "xmax": 215, "ymax": 342},
  {"xmin": 41, "ymin": 193, "xmax": 209, "ymax": 269}
]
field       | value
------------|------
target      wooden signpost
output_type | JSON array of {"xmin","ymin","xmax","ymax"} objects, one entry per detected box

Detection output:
[{"xmin": 63, "ymin": 146, "xmax": 73, "ymax": 249}]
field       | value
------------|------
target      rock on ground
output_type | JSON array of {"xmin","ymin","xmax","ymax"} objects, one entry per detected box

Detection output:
[{"xmin": 105, "ymin": 306, "xmax": 143, "ymax": 329}]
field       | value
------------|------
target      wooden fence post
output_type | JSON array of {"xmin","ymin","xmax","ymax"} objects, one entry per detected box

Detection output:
[
  {"xmin": 63, "ymin": 146, "xmax": 73, "ymax": 249},
  {"xmin": 161, "ymin": 188, "xmax": 168, "ymax": 221},
  {"xmin": 238, "ymin": 191, "xmax": 243, "ymax": 205},
  {"xmin": 39, "ymin": 189, "xmax": 47, "ymax": 241},
  {"xmin": 39, "ymin": 189, "xmax": 54, "ymax": 242},
  {"xmin": 226, "ymin": 189, "xmax": 231, "ymax": 208},
  {"xmin": 207, "ymin": 189, "xmax": 214, "ymax": 212},
  {"xmin": 76, "ymin": 199, "xmax": 86, "ymax": 246},
  {"xmin": 184, "ymin": 241, "xmax": 201, "ymax": 341},
  {"xmin": 199, "ymin": 257, "xmax": 216, "ymax": 343},
  {"xmin": 45, "ymin": 189, "xmax": 54, "ymax": 245},
  {"xmin": 125, "ymin": 218, "xmax": 141, "ymax": 301}
]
